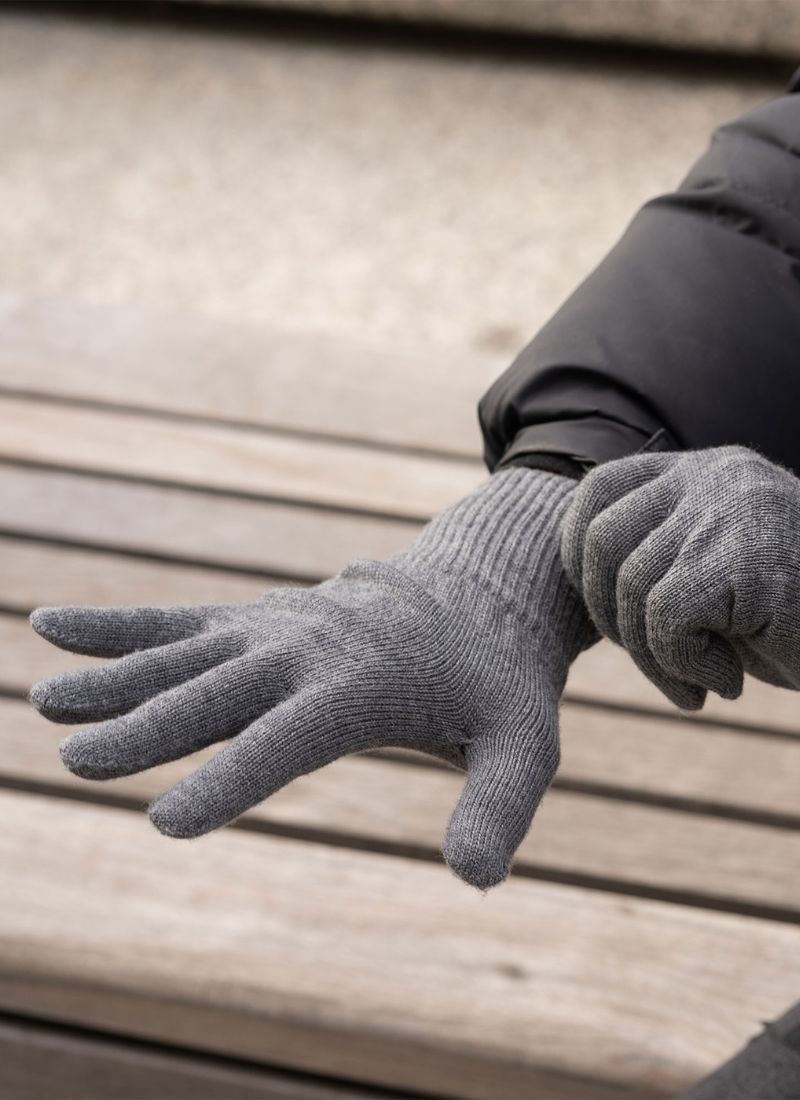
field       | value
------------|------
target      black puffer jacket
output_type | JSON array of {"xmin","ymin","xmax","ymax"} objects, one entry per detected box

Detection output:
[{"xmin": 479, "ymin": 66, "xmax": 800, "ymax": 480}]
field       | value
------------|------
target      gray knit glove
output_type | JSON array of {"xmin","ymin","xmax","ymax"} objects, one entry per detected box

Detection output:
[
  {"xmin": 29, "ymin": 467, "xmax": 595, "ymax": 890},
  {"xmin": 560, "ymin": 444, "xmax": 800, "ymax": 711}
]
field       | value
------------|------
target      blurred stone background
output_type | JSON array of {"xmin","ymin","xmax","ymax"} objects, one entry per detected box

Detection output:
[{"xmin": 0, "ymin": 1, "xmax": 796, "ymax": 368}]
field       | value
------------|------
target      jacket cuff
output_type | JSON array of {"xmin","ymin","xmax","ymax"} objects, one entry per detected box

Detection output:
[
  {"xmin": 499, "ymin": 451, "xmax": 586, "ymax": 480},
  {"xmin": 491, "ymin": 417, "xmax": 677, "ymax": 477}
]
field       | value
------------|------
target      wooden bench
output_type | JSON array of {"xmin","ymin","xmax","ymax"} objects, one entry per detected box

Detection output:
[{"xmin": 1, "ymin": 296, "xmax": 799, "ymax": 1099}]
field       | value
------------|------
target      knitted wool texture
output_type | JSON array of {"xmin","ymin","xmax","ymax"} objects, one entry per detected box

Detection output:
[
  {"xmin": 678, "ymin": 1000, "xmax": 800, "ymax": 1099},
  {"xmin": 560, "ymin": 444, "xmax": 800, "ymax": 711},
  {"xmin": 29, "ymin": 466, "xmax": 595, "ymax": 890}
]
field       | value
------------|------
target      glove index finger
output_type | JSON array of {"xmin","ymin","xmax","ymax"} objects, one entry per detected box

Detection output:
[
  {"xmin": 560, "ymin": 451, "xmax": 672, "ymax": 591},
  {"xmin": 30, "ymin": 604, "xmax": 211, "ymax": 658},
  {"xmin": 646, "ymin": 572, "xmax": 744, "ymax": 703}
]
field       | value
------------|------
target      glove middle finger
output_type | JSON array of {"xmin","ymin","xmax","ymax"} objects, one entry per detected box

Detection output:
[
  {"xmin": 616, "ymin": 517, "xmax": 707, "ymax": 710},
  {"xmin": 30, "ymin": 629, "xmax": 243, "ymax": 724},
  {"xmin": 579, "ymin": 474, "xmax": 676, "ymax": 642},
  {"xmin": 59, "ymin": 646, "xmax": 301, "ymax": 779}
]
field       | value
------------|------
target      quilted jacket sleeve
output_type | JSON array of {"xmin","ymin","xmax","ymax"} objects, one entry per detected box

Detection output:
[{"xmin": 479, "ymin": 67, "xmax": 800, "ymax": 479}]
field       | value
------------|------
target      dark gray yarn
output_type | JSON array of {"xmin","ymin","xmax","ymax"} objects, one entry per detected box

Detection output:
[
  {"xmin": 30, "ymin": 467, "xmax": 595, "ymax": 889},
  {"xmin": 561, "ymin": 444, "xmax": 800, "ymax": 711},
  {"xmin": 677, "ymin": 1000, "xmax": 800, "ymax": 1099}
]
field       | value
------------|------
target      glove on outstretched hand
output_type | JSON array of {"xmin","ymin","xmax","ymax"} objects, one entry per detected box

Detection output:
[
  {"xmin": 29, "ymin": 467, "xmax": 595, "ymax": 890},
  {"xmin": 560, "ymin": 444, "xmax": 800, "ymax": 711}
]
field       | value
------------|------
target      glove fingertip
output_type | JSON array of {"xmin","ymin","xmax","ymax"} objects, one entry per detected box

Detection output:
[
  {"xmin": 149, "ymin": 789, "xmax": 212, "ymax": 840},
  {"xmin": 28, "ymin": 678, "xmax": 51, "ymax": 715},
  {"xmin": 58, "ymin": 731, "xmax": 114, "ymax": 780},
  {"xmin": 718, "ymin": 678, "xmax": 744, "ymax": 701},
  {"xmin": 442, "ymin": 831, "xmax": 512, "ymax": 892},
  {"xmin": 445, "ymin": 856, "xmax": 508, "ymax": 893},
  {"xmin": 703, "ymin": 642, "xmax": 744, "ymax": 702},
  {"xmin": 708, "ymin": 666, "xmax": 744, "ymax": 702},
  {"xmin": 30, "ymin": 607, "xmax": 72, "ymax": 646},
  {"xmin": 671, "ymin": 684, "xmax": 706, "ymax": 712},
  {"xmin": 149, "ymin": 797, "xmax": 189, "ymax": 839},
  {"xmin": 29, "ymin": 677, "xmax": 76, "ymax": 724}
]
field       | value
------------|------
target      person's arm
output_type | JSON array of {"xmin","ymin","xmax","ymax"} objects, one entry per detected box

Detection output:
[{"xmin": 479, "ymin": 68, "xmax": 800, "ymax": 480}]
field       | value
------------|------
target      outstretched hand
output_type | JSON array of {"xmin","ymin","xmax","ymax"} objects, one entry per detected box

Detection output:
[{"xmin": 30, "ymin": 467, "xmax": 595, "ymax": 890}]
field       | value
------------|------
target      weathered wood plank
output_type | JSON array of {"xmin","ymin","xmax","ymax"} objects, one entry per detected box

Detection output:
[
  {"xmin": 559, "ymin": 704, "xmax": 800, "ymax": 820},
  {"xmin": 0, "ymin": 613, "xmax": 102, "ymax": 687},
  {"xmin": 4, "ymin": 467, "xmax": 800, "ymax": 735},
  {"xmin": 4, "ymin": 608, "xmax": 799, "ymax": 821},
  {"xmin": 0, "ymin": 294, "xmax": 494, "ymax": 457},
  {"xmin": 0, "ymin": 536, "xmax": 268, "ymax": 612},
  {"xmin": 568, "ymin": 639, "xmax": 800, "ymax": 736},
  {"xmin": 0, "ymin": 466, "xmax": 415, "ymax": 580},
  {"xmin": 2, "ymin": 789, "xmax": 799, "ymax": 1098},
  {"xmin": 0, "ymin": 395, "xmax": 483, "ymax": 520},
  {"xmin": 0, "ymin": 1015, "xmax": 390, "ymax": 1100},
  {"xmin": 2, "ymin": 699, "xmax": 798, "ymax": 913}
]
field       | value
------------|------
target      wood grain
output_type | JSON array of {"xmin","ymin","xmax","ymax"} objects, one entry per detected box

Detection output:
[
  {"xmin": 2, "ymin": 699, "xmax": 798, "ymax": 914},
  {"xmin": 558, "ymin": 704, "xmax": 800, "ymax": 820},
  {"xmin": 0, "ymin": 536, "xmax": 269, "ymax": 612},
  {"xmin": 0, "ymin": 294, "xmax": 495, "ymax": 457},
  {"xmin": 0, "ymin": 467, "xmax": 416, "ymax": 581},
  {"xmin": 2, "ymin": 789, "xmax": 799, "ymax": 1099},
  {"xmin": 568, "ymin": 641, "xmax": 800, "ymax": 738},
  {"xmin": 0, "ymin": 395, "xmax": 483, "ymax": 520}
]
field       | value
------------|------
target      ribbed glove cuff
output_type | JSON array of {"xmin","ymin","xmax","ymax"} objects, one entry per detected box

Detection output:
[{"xmin": 391, "ymin": 466, "xmax": 596, "ymax": 665}]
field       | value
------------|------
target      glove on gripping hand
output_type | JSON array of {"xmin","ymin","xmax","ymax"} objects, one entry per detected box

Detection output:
[
  {"xmin": 560, "ymin": 445, "xmax": 800, "ymax": 711},
  {"xmin": 30, "ymin": 467, "xmax": 595, "ymax": 890}
]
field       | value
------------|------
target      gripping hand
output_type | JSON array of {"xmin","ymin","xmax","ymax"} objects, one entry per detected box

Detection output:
[{"xmin": 561, "ymin": 446, "xmax": 800, "ymax": 710}]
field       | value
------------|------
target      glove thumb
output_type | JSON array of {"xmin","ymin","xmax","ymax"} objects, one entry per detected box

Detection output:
[{"xmin": 442, "ymin": 718, "xmax": 558, "ymax": 891}]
